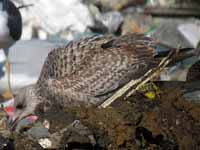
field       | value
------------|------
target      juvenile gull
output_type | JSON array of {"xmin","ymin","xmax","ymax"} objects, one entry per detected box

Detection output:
[{"xmin": 11, "ymin": 34, "xmax": 195, "ymax": 126}]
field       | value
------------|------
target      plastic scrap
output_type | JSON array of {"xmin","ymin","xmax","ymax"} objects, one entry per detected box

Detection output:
[
  {"xmin": 178, "ymin": 23, "xmax": 200, "ymax": 48},
  {"xmin": 1, "ymin": 99, "xmax": 38, "ymax": 130}
]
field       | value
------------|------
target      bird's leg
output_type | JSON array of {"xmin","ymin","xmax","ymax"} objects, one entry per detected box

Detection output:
[{"xmin": 2, "ymin": 54, "xmax": 13, "ymax": 99}]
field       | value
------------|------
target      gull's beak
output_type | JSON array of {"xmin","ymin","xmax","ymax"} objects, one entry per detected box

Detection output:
[
  {"xmin": 9, "ymin": 110, "xmax": 25, "ymax": 131},
  {"xmin": 9, "ymin": 113, "xmax": 21, "ymax": 131},
  {"xmin": 9, "ymin": 112, "xmax": 38, "ymax": 132}
]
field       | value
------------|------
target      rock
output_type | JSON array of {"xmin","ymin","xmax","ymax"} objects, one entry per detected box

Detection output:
[
  {"xmin": 27, "ymin": 126, "xmax": 50, "ymax": 140},
  {"xmin": 59, "ymin": 120, "xmax": 96, "ymax": 149},
  {"xmin": 33, "ymin": 120, "xmax": 96, "ymax": 149}
]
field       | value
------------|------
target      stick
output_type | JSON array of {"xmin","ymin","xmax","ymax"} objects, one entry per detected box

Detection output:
[
  {"xmin": 17, "ymin": 4, "xmax": 34, "ymax": 10},
  {"xmin": 99, "ymin": 50, "xmax": 175, "ymax": 108},
  {"xmin": 126, "ymin": 54, "xmax": 171, "ymax": 98}
]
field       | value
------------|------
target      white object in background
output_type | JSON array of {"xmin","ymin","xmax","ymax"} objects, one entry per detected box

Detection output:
[
  {"xmin": 178, "ymin": 23, "xmax": 200, "ymax": 48},
  {"xmin": 13, "ymin": 0, "xmax": 94, "ymax": 40},
  {"xmin": 0, "ymin": 49, "xmax": 5, "ymax": 62},
  {"xmin": 99, "ymin": 11, "xmax": 123, "ymax": 33},
  {"xmin": 38, "ymin": 138, "xmax": 52, "ymax": 149}
]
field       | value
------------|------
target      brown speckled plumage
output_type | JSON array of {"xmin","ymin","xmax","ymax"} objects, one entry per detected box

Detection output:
[
  {"xmin": 36, "ymin": 34, "xmax": 159, "ymax": 107},
  {"xmin": 11, "ymin": 34, "xmax": 194, "ymax": 126}
]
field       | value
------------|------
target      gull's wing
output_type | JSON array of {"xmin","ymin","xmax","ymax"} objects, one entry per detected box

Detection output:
[{"xmin": 39, "ymin": 34, "xmax": 161, "ymax": 102}]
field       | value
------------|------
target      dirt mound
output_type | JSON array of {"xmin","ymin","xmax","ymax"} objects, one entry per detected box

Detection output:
[{"xmin": 29, "ymin": 82, "xmax": 200, "ymax": 149}]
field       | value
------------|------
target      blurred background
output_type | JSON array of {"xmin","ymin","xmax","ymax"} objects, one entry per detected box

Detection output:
[
  {"xmin": 14, "ymin": 0, "xmax": 200, "ymax": 44},
  {"xmin": 1, "ymin": 0, "xmax": 200, "ymax": 97}
]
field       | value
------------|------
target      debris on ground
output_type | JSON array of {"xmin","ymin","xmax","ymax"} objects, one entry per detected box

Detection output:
[{"xmin": 0, "ymin": 81, "xmax": 199, "ymax": 149}]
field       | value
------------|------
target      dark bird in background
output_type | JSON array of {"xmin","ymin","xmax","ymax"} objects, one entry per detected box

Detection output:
[
  {"xmin": 0, "ymin": 0, "xmax": 22, "ymax": 99},
  {"xmin": 11, "ymin": 34, "xmax": 196, "ymax": 128}
]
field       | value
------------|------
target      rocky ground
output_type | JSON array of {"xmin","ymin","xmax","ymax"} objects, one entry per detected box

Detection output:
[{"xmin": 1, "ymin": 79, "xmax": 198, "ymax": 149}]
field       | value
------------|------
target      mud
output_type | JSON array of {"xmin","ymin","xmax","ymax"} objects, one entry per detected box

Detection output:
[
  {"xmin": 7, "ymin": 81, "xmax": 200, "ymax": 149},
  {"xmin": 71, "ymin": 89, "xmax": 200, "ymax": 149}
]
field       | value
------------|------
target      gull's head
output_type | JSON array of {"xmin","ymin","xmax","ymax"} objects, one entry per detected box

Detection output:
[{"xmin": 10, "ymin": 85, "xmax": 41, "ymax": 130}]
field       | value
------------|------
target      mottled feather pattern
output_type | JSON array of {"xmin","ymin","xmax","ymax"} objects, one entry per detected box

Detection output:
[
  {"xmin": 38, "ymin": 35, "xmax": 114, "ymax": 83},
  {"xmin": 36, "ymin": 34, "xmax": 162, "ymax": 107}
]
